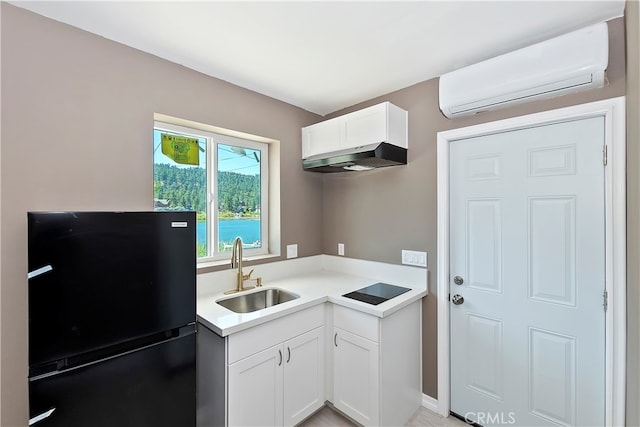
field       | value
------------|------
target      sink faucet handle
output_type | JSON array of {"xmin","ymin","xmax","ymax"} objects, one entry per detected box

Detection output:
[
  {"xmin": 243, "ymin": 269, "xmax": 254, "ymax": 280},
  {"xmin": 256, "ymin": 277, "xmax": 262, "ymax": 287}
]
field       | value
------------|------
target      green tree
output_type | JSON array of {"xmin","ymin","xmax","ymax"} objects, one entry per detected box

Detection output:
[{"xmin": 153, "ymin": 164, "xmax": 260, "ymax": 217}]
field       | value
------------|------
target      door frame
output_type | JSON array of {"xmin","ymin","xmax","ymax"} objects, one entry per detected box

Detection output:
[{"xmin": 436, "ymin": 97, "xmax": 626, "ymax": 425}]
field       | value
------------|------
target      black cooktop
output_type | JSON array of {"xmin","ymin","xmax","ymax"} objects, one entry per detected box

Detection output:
[{"xmin": 342, "ymin": 282, "xmax": 411, "ymax": 306}]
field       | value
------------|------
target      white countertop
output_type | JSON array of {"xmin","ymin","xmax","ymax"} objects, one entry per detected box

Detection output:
[{"xmin": 197, "ymin": 255, "xmax": 428, "ymax": 336}]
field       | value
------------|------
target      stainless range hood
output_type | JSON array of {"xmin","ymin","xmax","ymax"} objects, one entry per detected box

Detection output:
[{"xmin": 302, "ymin": 142, "xmax": 407, "ymax": 173}]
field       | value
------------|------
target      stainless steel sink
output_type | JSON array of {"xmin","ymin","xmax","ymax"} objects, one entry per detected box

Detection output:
[{"xmin": 216, "ymin": 288, "xmax": 299, "ymax": 313}]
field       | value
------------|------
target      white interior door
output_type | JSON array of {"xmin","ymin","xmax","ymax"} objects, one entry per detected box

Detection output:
[{"xmin": 449, "ymin": 117, "xmax": 606, "ymax": 426}]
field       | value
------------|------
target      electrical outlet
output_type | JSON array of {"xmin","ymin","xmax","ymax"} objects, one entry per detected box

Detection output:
[
  {"xmin": 402, "ymin": 250, "xmax": 427, "ymax": 267},
  {"xmin": 338, "ymin": 243, "xmax": 345, "ymax": 256},
  {"xmin": 286, "ymin": 244, "xmax": 298, "ymax": 259}
]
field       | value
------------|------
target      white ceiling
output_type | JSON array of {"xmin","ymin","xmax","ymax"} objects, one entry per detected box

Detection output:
[{"xmin": 10, "ymin": 1, "xmax": 625, "ymax": 116}]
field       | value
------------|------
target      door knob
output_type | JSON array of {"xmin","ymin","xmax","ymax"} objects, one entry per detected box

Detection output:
[
  {"xmin": 452, "ymin": 294, "xmax": 464, "ymax": 305},
  {"xmin": 453, "ymin": 276, "xmax": 464, "ymax": 285}
]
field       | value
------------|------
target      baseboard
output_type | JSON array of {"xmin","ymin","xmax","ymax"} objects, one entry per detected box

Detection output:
[{"xmin": 421, "ymin": 394, "xmax": 439, "ymax": 413}]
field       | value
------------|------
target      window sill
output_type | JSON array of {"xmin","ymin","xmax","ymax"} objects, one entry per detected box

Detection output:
[{"xmin": 197, "ymin": 253, "xmax": 281, "ymax": 275}]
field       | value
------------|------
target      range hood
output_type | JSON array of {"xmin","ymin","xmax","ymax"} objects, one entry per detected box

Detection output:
[
  {"xmin": 302, "ymin": 142, "xmax": 407, "ymax": 173},
  {"xmin": 301, "ymin": 101, "xmax": 408, "ymax": 173}
]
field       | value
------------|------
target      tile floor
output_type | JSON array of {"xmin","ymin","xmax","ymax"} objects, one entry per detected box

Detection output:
[{"xmin": 299, "ymin": 405, "xmax": 469, "ymax": 427}]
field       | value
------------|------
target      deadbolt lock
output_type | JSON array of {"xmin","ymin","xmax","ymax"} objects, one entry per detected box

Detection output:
[{"xmin": 453, "ymin": 276, "xmax": 464, "ymax": 285}]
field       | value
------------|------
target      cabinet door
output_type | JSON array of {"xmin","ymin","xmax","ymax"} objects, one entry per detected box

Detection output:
[
  {"xmin": 342, "ymin": 103, "xmax": 386, "ymax": 150},
  {"xmin": 333, "ymin": 327, "xmax": 379, "ymax": 426},
  {"xmin": 228, "ymin": 345, "xmax": 283, "ymax": 426},
  {"xmin": 283, "ymin": 327, "xmax": 325, "ymax": 426},
  {"xmin": 301, "ymin": 119, "xmax": 341, "ymax": 159}
]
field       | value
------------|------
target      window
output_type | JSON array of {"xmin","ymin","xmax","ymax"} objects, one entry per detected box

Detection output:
[{"xmin": 153, "ymin": 121, "xmax": 269, "ymax": 261}]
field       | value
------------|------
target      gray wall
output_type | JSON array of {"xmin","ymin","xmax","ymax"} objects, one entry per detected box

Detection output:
[
  {"xmin": 0, "ymin": 4, "xmax": 323, "ymax": 425},
  {"xmin": 625, "ymin": 1, "xmax": 640, "ymax": 425},
  {"xmin": 322, "ymin": 17, "xmax": 627, "ymax": 399}
]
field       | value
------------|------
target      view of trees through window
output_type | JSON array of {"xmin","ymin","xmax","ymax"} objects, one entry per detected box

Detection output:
[{"xmin": 153, "ymin": 127, "xmax": 265, "ymax": 259}]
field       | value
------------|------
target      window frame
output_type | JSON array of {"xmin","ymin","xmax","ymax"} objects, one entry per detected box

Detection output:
[{"xmin": 154, "ymin": 121, "xmax": 269, "ymax": 262}]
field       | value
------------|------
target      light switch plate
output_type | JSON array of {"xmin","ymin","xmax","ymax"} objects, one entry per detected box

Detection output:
[
  {"xmin": 286, "ymin": 244, "xmax": 298, "ymax": 259},
  {"xmin": 402, "ymin": 250, "xmax": 427, "ymax": 267}
]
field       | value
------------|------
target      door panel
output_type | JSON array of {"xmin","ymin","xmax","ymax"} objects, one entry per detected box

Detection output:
[
  {"xmin": 466, "ymin": 313, "xmax": 503, "ymax": 401},
  {"xmin": 466, "ymin": 199, "xmax": 503, "ymax": 293},
  {"xmin": 333, "ymin": 327, "xmax": 379, "ymax": 426},
  {"xmin": 228, "ymin": 345, "xmax": 283, "ymax": 427},
  {"xmin": 528, "ymin": 145, "xmax": 576, "ymax": 177},
  {"xmin": 283, "ymin": 327, "xmax": 325, "ymax": 426},
  {"xmin": 450, "ymin": 117, "xmax": 605, "ymax": 426},
  {"xmin": 528, "ymin": 328, "xmax": 576, "ymax": 426},
  {"xmin": 528, "ymin": 197, "xmax": 576, "ymax": 306}
]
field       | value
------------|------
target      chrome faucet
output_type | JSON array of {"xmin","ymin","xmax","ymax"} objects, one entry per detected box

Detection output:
[{"xmin": 225, "ymin": 237, "xmax": 255, "ymax": 295}]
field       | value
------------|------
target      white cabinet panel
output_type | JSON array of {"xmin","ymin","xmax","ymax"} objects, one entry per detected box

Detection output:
[
  {"xmin": 333, "ymin": 327, "xmax": 379, "ymax": 426},
  {"xmin": 342, "ymin": 103, "xmax": 386, "ymax": 149},
  {"xmin": 228, "ymin": 345, "xmax": 284, "ymax": 427},
  {"xmin": 302, "ymin": 120, "xmax": 341, "ymax": 159},
  {"xmin": 283, "ymin": 327, "xmax": 325, "ymax": 426}
]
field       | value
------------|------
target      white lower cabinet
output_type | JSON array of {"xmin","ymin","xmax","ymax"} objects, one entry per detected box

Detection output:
[
  {"xmin": 228, "ymin": 344, "xmax": 284, "ymax": 426},
  {"xmin": 333, "ymin": 327, "xmax": 379, "ymax": 425},
  {"xmin": 332, "ymin": 301, "xmax": 422, "ymax": 427},
  {"xmin": 199, "ymin": 299, "xmax": 422, "ymax": 427},
  {"xmin": 227, "ymin": 305, "xmax": 325, "ymax": 427},
  {"xmin": 283, "ymin": 328, "xmax": 325, "ymax": 426}
]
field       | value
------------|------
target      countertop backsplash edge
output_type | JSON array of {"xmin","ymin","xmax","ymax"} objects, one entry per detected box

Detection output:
[{"xmin": 197, "ymin": 254, "xmax": 427, "ymax": 296}]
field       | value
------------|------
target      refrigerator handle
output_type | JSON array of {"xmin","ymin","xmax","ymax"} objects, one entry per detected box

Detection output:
[{"xmin": 29, "ymin": 408, "xmax": 56, "ymax": 426}]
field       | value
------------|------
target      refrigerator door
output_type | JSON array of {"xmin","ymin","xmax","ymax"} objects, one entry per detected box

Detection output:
[
  {"xmin": 29, "ymin": 331, "xmax": 196, "ymax": 427},
  {"xmin": 28, "ymin": 211, "xmax": 196, "ymax": 368}
]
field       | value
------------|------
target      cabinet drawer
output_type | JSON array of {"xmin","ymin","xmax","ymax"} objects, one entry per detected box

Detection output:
[
  {"xmin": 228, "ymin": 304, "xmax": 325, "ymax": 364},
  {"xmin": 333, "ymin": 305, "xmax": 379, "ymax": 343}
]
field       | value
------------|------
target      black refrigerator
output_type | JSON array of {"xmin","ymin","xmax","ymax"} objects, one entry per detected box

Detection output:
[{"xmin": 27, "ymin": 211, "xmax": 197, "ymax": 427}]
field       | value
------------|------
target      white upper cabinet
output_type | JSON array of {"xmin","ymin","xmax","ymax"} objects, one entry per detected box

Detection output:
[
  {"xmin": 301, "ymin": 119, "xmax": 341, "ymax": 159},
  {"xmin": 301, "ymin": 102, "xmax": 408, "ymax": 159},
  {"xmin": 342, "ymin": 103, "xmax": 388, "ymax": 149}
]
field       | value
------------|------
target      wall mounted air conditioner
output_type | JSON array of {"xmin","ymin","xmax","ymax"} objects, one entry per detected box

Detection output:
[{"xmin": 439, "ymin": 22, "xmax": 608, "ymax": 119}]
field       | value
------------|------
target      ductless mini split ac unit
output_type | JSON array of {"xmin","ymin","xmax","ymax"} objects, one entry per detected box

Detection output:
[{"xmin": 439, "ymin": 22, "xmax": 609, "ymax": 119}]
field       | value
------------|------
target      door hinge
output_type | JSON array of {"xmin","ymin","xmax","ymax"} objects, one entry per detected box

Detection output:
[
  {"xmin": 603, "ymin": 145, "xmax": 608, "ymax": 166},
  {"xmin": 603, "ymin": 290, "xmax": 608, "ymax": 312}
]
